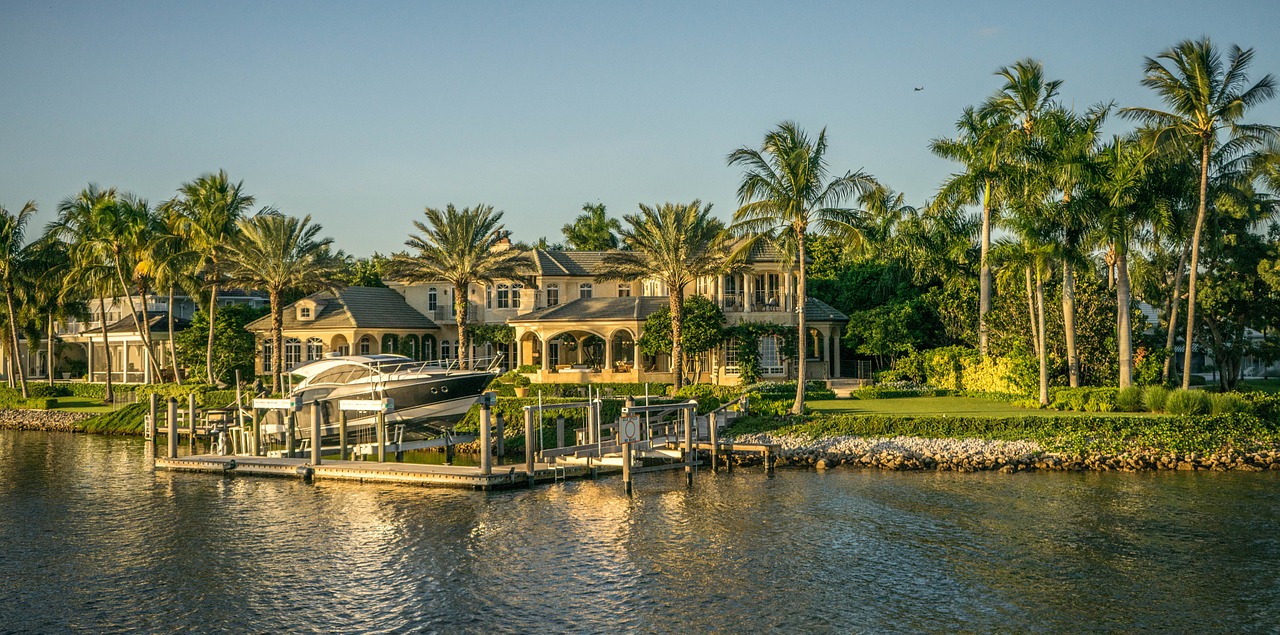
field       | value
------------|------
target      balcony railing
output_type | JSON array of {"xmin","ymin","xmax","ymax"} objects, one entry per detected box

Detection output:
[{"xmin": 722, "ymin": 292, "xmax": 745, "ymax": 312}]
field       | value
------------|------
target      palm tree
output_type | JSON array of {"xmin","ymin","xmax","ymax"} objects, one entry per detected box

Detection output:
[
  {"xmin": 163, "ymin": 171, "xmax": 256, "ymax": 384},
  {"xmin": 98, "ymin": 194, "xmax": 164, "ymax": 380},
  {"xmin": 225, "ymin": 211, "xmax": 344, "ymax": 393},
  {"xmin": 25, "ymin": 237, "xmax": 84, "ymax": 385},
  {"xmin": 596, "ymin": 201, "xmax": 732, "ymax": 389},
  {"xmin": 562, "ymin": 203, "xmax": 622, "ymax": 251},
  {"xmin": 995, "ymin": 211, "xmax": 1055, "ymax": 405},
  {"xmin": 388, "ymin": 204, "xmax": 532, "ymax": 369},
  {"xmin": 148, "ymin": 207, "xmax": 200, "ymax": 382},
  {"xmin": 728, "ymin": 122, "xmax": 876, "ymax": 414},
  {"xmin": 0, "ymin": 201, "xmax": 38, "ymax": 397},
  {"xmin": 930, "ymin": 106, "xmax": 1013, "ymax": 356},
  {"xmin": 1042, "ymin": 105, "xmax": 1109, "ymax": 387},
  {"xmin": 1121, "ymin": 38, "xmax": 1278, "ymax": 389}
]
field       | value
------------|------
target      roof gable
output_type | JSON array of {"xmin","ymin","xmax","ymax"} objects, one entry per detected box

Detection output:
[{"xmin": 246, "ymin": 287, "xmax": 438, "ymax": 332}]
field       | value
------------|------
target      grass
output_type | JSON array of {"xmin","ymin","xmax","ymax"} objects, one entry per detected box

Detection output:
[
  {"xmin": 807, "ymin": 396, "xmax": 1165, "ymax": 418},
  {"xmin": 51, "ymin": 396, "xmax": 119, "ymax": 413}
]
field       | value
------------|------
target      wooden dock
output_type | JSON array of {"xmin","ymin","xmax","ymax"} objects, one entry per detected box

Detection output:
[{"xmin": 155, "ymin": 455, "xmax": 603, "ymax": 490}]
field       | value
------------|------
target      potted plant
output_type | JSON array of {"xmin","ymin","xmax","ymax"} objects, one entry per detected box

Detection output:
[{"xmin": 512, "ymin": 373, "xmax": 532, "ymax": 397}]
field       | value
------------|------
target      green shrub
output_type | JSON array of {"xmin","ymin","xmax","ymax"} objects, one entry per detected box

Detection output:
[
  {"xmin": 1115, "ymin": 387, "xmax": 1145, "ymax": 412},
  {"xmin": 1165, "ymin": 389, "xmax": 1209, "ymax": 416},
  {"xmin": 1209, "ymin": 393, "xmax": 1250, "ymax": 415},
  {"xmin": 514, "ymin": 364, "xmax": 540, "ymax": 374},
  {"xmin": 77, "ymin": 403, "xmax": 148, "ymax": 434},
  {"xmin": 26, "ymin": 384, "xmax": 71, "ymax": 398},
  {"xmin": 1049, "ymin": 387, "xmax": 1118, "ymax": 412},
  {"xmin": 65, "ymin": 383, "xmax": 142, "ymax": 399},
  {"xmin": 1144, "ymin": 386, "xmax": 1170, "ymax": 413},
  {"xmin": 1188, "ymin": 374, "xmax": 1207, "ymax": 387},
  {"xmin": 1240, "ymin": 392, "xmax": 1280, "ymax": 424}
]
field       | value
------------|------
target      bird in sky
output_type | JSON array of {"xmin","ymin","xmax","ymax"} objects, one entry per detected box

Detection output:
[{"xmin": 914, "ymin": 86, "xmax": 924, "ymax": 91}]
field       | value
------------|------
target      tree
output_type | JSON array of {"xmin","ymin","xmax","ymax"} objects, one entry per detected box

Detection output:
[
  {"xmin": 51, "ymin": 185, "xmax": 120, "ymax": 402},
  {"xmin": 337, "ymin": 253, "xmax": 390, "ymax": 288},
  {"xmin": 597, "ymin": 201, "xmax": 731, "ymax": 390},
  {"xmin": 174, "ymin": 304, "xmax": 266, "ymax": 386},
  {"xmin": 1122, "ymin": 38, "xmax": 1278, "ymax": 389},
  {"xmin": 0, "ymin": 201, "xmax": 37, "ymax": 397},
  {"xmin": 163, "ymin": 171, "xmax": 256, "ymax": 384},
  {"xmin": 388, "ymin": 205, "xmax": 532, "ymax": 369},
  {"xmin": 225, "ymin": 212, "xmax": 344, "ymax": 393},
  {"xmin": 728, "ymin": 121, "xmax": 876, "ymax": 413},
  {"xmin": 930, "ymin": 106, "xmax": 1013, "ymax": 356},
  {"xmin": 637, "ymin": 295, "xmax": 725, "ymax": 381},
  {"xmin": 561, "ymin": 203, "xmax": 622, "ymax": 251}
]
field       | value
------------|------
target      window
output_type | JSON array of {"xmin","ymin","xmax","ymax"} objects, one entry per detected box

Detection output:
[
  {"xmin": 579, "ymin": 283, "xmax": 593, "ymax": 299},
  {"xmin": 511, "ymin": 283, "xmax": 523, "ymax": 309},
  {"xmin": 546, "ymin": 284, "xmax": 559, "ymax": 307},
  {"xmin": 486, "ymin": 285, "xmax": 492, "ymax": 309},
  {"xmin": 306, "ymin": 338, "xmax": 324, "ymax": 361},
  {"xmin": 760, "ymin": 336, "xmax": 784, "ymax": 375},
  {"xmin": 724, "ymin": 339, "xmax": 739, "ymax": 375},
  {"xmin": 496, "ymin": 284, "xmax": 511, "ymax": 309},
  {"xmin": 427, "ymin": 288, "xmax": 437, "ymax": 311},
  {"xmin": 441, "ymin": 340, "xmax": 452, "ymax": 360},
  {"xmin": 299, "ymin": 307, "xmax": 311, "ymax": 319},
  {"xmin": 262, "ymin": 340, "xmax": 273, "ymax": 369},
  {"xmin": 617, "ymin": 283, "xmax": 631, "ymax": 297},
  {"xmin": 285, "ymin": 338, "xmax": 303, "ymax": 369},
  {"xmin": 359, "ymin": 336, "xmax": 373, "ymax": 355}
]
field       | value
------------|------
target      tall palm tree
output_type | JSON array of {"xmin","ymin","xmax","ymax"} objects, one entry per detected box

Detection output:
[
  {"xmin": 0, "ymin": 202, "xmax": 38, "ymax": 397},
  {"xmin": 52, "ymin": 185, "xmax": 120, "ymax": 401},
  {"xmin": 149, "ymin": 206, "xmax": 199, "ymax": 382},
  {"xmin": 225, "ymin": 211, "xmax": 344, "ymax": 393},
  {"xmin": 1122, "ymin": 38, "xmax": 1278, "ymax": 389},
  {"xmin": 99, "ymin": 194, "xmax": 164, "ymax": 380},
  {"xmin": 163, "ymin": 171, "xmax": 256, "ymax": 384},
  {"xmin": 1042, "ymin": 105, "xmax": 1109, "ymax": 387},
  {"xmin": 388, "ymin": 204, "xmax": 532, "ymax": 370},
  {"xmin": 596, "ymin": 201, "xmax": 732, "ymax": 389},
  {"xmin": 995, "ymin": 211, "xmax": 1055, "ymax": 405},
  {"xmin": 728, "ymin": 121, "xmax": 876, "ymax": 414},
  {"xmin": 930, "ymin": 106, "xmax": 1013, "ymax": 356},
  {"xmin": 24, "ymin": 237, "xmax": 84, "ymax": 385},
  {"xmin": 562, "ymin": 203, "xmax": 622, "ymax": 251}
]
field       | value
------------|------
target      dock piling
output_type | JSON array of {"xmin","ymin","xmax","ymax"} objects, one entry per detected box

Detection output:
[
  {"xmin": 376, "ymin": 411, "xmax": 386, "ymax": 462},
  {"xmin": 310, "ymin": 403, "xmax": 322, "ymax": 465},
  {"xmin": 524, "ymin": 408, "xmax": 535, "ymax": 479},
  {"xmin": 187, "ymin": 393, "xmax": 197, "ymax": 454},
  {"xmin": 166, "ymin": 398, "xmax": 178, "ymax": 459},
  {"xmin": 556, "ymin": 415, "xmax": 565, "ymax": 448},
  {"xmin": 285, "ymin": 412, "xmax": 295, "ymax": 459},
  {"xmin": 338, "ymin": 411, "xmax": 348, "ymax": 460},
  {"xmin": 495, "ymin": 412, "xmax": 505, "ymax": 464},
  {"xmin": 684, "ymin": 407, "xmax": 694, "ymax": 488},
  {"xmin": 479, "ymin": 400, "xmax": 493, "ymax": 476},
  {"xmin": 709, "ymin": 411, "xmax": 718, "ymax": 472},
  {"xmin": 147, "ymin": 393, "xmax": 158, "ymax": 454}
]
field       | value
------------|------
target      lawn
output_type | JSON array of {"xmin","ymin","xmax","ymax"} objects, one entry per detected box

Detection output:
[
  {"xmin": 807, "ymin": 396, "xmax": 1165, "ymax": 418},
  {"xmin": 51, "ymin": 396, "xmax": 121, "ymax": 414}
]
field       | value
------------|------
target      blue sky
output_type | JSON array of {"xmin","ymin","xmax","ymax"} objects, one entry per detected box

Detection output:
[{"xmin": 3, "ymin": 0, "xmax": 1279, "ymax": 256}]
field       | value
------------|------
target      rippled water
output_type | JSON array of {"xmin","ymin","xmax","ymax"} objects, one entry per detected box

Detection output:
[{"xmin": 2, "ymin": 430, "xmax": 1279, "ymax": 634}]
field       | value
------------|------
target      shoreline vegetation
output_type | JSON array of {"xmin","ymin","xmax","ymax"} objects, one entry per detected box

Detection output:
[{"xmin": 6, "ymin": 380, "xmax": 1278, "ymax": 474}]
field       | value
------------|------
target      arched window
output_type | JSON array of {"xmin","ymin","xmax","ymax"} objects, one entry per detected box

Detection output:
[
  {"xmin": 382, "ymin": 334, "xmax": 399, "ymax": 354},
  {"xmin": 496, "ymin": 283, "xmax": 511, "ymax": 309},
  {"xmin": 403, "ymin": 335, "xmax": 419, "ymax": 360},
  {"xmin": 427, "ymin": 288, "xmax": 438, "ymax": 311},
  {"xmin": 305, "ymin": 338, "xmax": 324, "ymax": 361},
  {"xmin": 359, "ymin": 335, "xmax": 373, "ymax": 355},
  {"xmin": 511, "ymin": 283, "xmax": 523, "ymax": 309},
  {"xmin": 423, "ymin": 335, "xmax": 436, "ymax": 360},
  {"xmin": 617, "ymin": 283, "xmax": 631, "ymax": 297},
  {"xmin": 285, "ymin": 338, "xmax": 303, "ymax": 369},
  {"xmin": 545, "ymin": 283, "xmax": 559, "ymax": 307},
  {"xmin": 441, "ymin": 340, "xmax": 452, "ymax": 360},
  {"xmin": 579, "ymin": 283, "xmax": 593, "ymax": 299}
]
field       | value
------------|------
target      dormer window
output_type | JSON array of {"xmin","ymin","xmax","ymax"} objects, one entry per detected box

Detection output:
[
  {"xmin": 300, "ymin": 307, "xmax": 312, "ymax": 319},
  {"xmin": 296, "ymin": 299, "xmax": 322, "ymax": 321}
]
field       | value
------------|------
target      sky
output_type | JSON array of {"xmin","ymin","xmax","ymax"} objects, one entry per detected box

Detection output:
[{"xmin": 3, "ymin": 0, "xmax": 1280, "ymax": 257}]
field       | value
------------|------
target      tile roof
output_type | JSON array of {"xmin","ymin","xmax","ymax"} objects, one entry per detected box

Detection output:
[
  {"xmin": 805, "ymin": 298, "xmax": 848, "ymax": 322},
  {"xmin": 102, "ymin": 312, "xmax": 191, "ymax": 334},
  {"xmin": 533, "ymin": 250, "xmax": 611, "ymax": 277},
  {"xmin": 245, "ymin": 287, "xmax": 438, "ymax": 332},
  {"xmin": 512, "ymin": 297, "xmax": 668, "ymax": 323}
]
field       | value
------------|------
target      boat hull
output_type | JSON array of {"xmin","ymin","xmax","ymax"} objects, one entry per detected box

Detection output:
[{"xmin": 285, "ymin": 371, "xmax": 496, "ymax": 438}]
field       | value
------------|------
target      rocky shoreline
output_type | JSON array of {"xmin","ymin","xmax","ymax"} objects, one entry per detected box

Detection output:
[
  {"xmin": 733, "ymin": 433, "xmax": 1280, "ymax": 473},
  {"xmin": 0, "ymin": 409, "xmax": 95, "ymax": 433}
]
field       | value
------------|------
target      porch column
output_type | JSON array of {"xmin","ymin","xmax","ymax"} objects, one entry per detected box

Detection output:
[
  {"xmin": 144, "ymin": 343, "xmax": 152, "ymax": 384},
  {"xmin": 746, "ymin": 275, "xmax": 755, "ymax": 312},
  {"xmin": 122, "ymin": 342, "xmax": 129, "ymax": 384},
  {"xmin": 634, "ymin": 340, "xmax": 643, "ymax": 375},
  {"xmin": 605, "ymin": 334, "xmax": 614, "ymax": 372},
  {"xmin": 86, "ymin": 343, "xmax": 94, "ymax": 382},
  {"xmin": 716, "ymin": 275, "xmax": 724, "ymax": 307},
  {"xmin": 785, "ymin": 272, "xmax": 794, "ymax": 312},
  {"xmin": 540, "ymin": 334, "xmax": 550, "ymax": 371}
]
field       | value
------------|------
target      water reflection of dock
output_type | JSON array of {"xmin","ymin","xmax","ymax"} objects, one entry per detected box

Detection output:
[{"xmin": 156, "ymin": 455, "xmax": 597, "ymax": 490}]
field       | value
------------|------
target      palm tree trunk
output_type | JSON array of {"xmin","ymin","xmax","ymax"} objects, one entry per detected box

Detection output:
[
  {"xmin": 47, "ymin": 313, "xmax": 54, "ymax": 386},
  {"xmin": 114, "ymin": 264, "xmax": 160, "ymax": 382},
  {"xmin": 1062, "ymin": 261, "xmax": 1079, "ymax": 387},
  {"xmin": 979, "ymin": 183, "xmax": 992, "ymax": 357},
  {"xmin": 1025, "ymin": 265, "xmax": 1040, "ymax": 359},
  {"xmin": 793, "ymin": 232, "xmax": 808, "ymax": 415},
  {"xmin": 5, "ymin": 286, "xmax": 27, "ymax": 398},
  {"xmin": 206, "ymin": 282, "xmax": 219, "ymax": 384},
  {"xmin": 1117, "ymin": 243, "xmax": 1133, "ymax": 388},
  {"xmin": 1181, "ymin": 141, "xmax": 1211, "ymax": 390},
  {"xmin": 1162, "ymin": 243, "xmax": 1189, "ymax": 384},
  {"xmin": 168, "ymin": 286, "xmax": 181, "ymax": 384},
  {"xmin": 668, "ymin": 287, "xmax": 684, "ymax": 391},
  {"xmin": 270, "ymin": 289, "xmax": 283, "ymax": 394},
  {"xmin": 99, "ymin": 296, "xmax": 113, "ymax": 403},
  {"xmin": 455, "ymin": 283, "xmax": 468, "ymax": 370},
  {"xmin": 1035, "ymin": 266, "xmax": 1048, "ymax": 406}
]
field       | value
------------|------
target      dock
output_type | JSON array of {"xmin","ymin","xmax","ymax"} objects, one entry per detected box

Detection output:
[{"xmin": 156, "ymin": 454, "xmax": 601, "ymax": 490}]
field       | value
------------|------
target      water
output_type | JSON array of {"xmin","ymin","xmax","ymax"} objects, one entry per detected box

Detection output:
[{"xmin": 2, "ymin": 430, "xmax": 1278, "ymax": 634}]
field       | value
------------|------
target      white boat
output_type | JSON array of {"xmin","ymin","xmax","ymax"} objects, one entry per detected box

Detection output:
[{"xmin": 285, "ymin": 354, "xmax": 500, "ymax": 438}]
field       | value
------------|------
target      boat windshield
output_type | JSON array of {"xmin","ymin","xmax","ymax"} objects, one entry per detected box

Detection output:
[{"xmin": 297, "ymin": 355, "xmax": 503, "ymax": 389}]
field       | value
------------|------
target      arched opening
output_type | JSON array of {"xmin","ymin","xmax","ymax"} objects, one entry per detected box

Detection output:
[
  {"xmin": 422, "ymin": 334, "xmax": 437, "ymax": 360},
  {"xmin": 611, "ymin": 329, "xmax": 635, "ymax": 372},
  {"xmin": 441, "ymin": 339, "xmax": 452, "ymax": 361},
  {"xmin": 358, "ymin": 335, "xmax": 374, "ymax": 356},
  {"xmin": 330, "ymin": 334, "xmax": 350, "ymax": 356},
  {"xmin": 305, "ymin": 337, "xmax": 324, "ymax": 362},
  {"xmin": 381, "ymin": 334, "xmax": 399, "ymax": 354},
  {"xmin": 284, "ymin": 337, "xmax": 303, "ymax": 369},
  {"xmin": 403, "ymin": 334, "xmax": 419, "ymax": 360},
  {"xmin": 807, "ymin": 328, "xmax": 824, "ymax": 360}
]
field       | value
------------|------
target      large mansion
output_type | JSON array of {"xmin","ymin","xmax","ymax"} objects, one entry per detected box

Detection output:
[{"xmin": 247, "ymin": 245, "xmax": 850, "ymax": 385}]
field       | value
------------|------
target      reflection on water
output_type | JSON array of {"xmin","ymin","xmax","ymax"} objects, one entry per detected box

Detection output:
[{"xmin": 2, "ymin": 430, "xmax": 1278, "ymax": 633}]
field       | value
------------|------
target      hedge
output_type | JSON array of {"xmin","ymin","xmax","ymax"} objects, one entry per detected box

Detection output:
[
  {"xmin": 729, "ymin": 411, "xmax": 1280, "ymax": 454},
  {"xmin": 76, "ymin": 404, "xmax": 148, "ymax": 434},
  {"xmin": 0, "ymin": 387, "xmax": 60, "ymax": 410}
]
